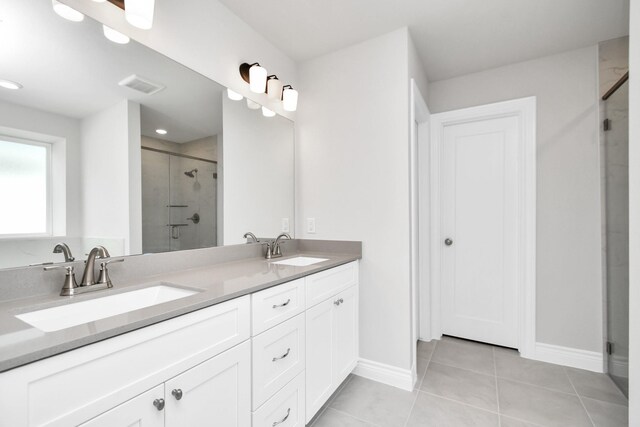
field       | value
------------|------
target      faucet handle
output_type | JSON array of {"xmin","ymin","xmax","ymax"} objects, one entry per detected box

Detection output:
[
  {"xmin": 44, "ymin": 265, "xmax": 79, "ymax": 296},
  {"xmin": 97, "ymin": 258, "xmax": 124, "ymax": 288},
  {"xmin": 261, "ymin": 241, "xmax": 273, "ymax": 259}
]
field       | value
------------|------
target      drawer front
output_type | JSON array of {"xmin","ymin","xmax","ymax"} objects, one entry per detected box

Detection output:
[
  {"xmin": 252, "ymin": 372, "xmax": 305, "ymax": 427},
  {"xmin": 252, "ymin": 314, "xmax": 305, "ymax": 409},
  {"xmin": 252, "ymin": 279, "xmax": 305, "ymax": 336},
  {"xmin": 0, "ymin": 296, "xmax": 250, "ymax": 427},
  {"xmin": 306, "ymin": 261, "xmax": 358, "ymax": 307}
]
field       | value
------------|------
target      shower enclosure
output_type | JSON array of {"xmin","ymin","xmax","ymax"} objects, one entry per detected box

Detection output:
[
  {"xmin": 602, "ymin": 73, "xmax": 629, "ymax": 396},
  {"xmin": 141, "ymin": 147, "xmax": 218, "ymax": 253}
]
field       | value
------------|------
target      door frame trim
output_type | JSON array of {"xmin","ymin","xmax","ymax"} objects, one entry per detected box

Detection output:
[{"xmin": 428, "ymin": 96, "xmax": 537, "ymax": 357}]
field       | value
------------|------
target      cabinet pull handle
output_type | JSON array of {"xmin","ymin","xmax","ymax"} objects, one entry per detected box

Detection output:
[
  {"xmin": 272, "ymin": 298, "xmax": 291, "ymax": 309},
  {"xmin": 334, "ymin": 298, "xmax": 344, "ymax": 306},
  {"xmin": 272, "ymin": 408, "xmax": 291, "ymax": 426},
  {"xmin": 153, "ymin": 398, "xmax": 165, "ymax": 411},
  {"xmin": 172, "ymin": 388, "xmax": 183, "ymax": 400},
  {"xmin": 272, "ymin": 348, "xmax": 291, "ymax": 362}
]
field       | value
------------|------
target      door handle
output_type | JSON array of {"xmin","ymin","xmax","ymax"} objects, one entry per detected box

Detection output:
[{"xmin": 444, "ymin": 238, "xmax": 453, "ymax": 246}]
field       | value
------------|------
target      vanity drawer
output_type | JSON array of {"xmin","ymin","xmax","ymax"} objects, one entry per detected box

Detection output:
[
  {"xmin": 306, "ymin": 261, "xmax": 358, "ymax": 307},
  {"xmin": 252, "ymin": 278, "xmax": 305, "ymax": 336},
  {"xmin": 252, "ymin": 314, "xmax": 305, "ymax": 409},
  {"xmin": 253, "ymin": 372, "xmax": 305, "ymax": 427}
]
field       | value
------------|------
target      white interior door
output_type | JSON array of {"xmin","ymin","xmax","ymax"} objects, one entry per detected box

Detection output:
[{"xmin": 440, "ymin": 115, "xmax": 520, "ymax": 348}]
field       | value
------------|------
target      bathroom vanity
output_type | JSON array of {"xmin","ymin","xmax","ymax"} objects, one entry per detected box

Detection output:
[{"xmin": 0, "ymin": 243, "xmax": 360, "ymax": 426}]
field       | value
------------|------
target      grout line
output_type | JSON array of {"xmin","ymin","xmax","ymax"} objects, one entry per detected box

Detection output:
[
  {"xmin": 419, "ymin": 390, "xmax": 500, "ymax": 416},
  {"xmin": 497, "ymin": 376, "xmax": 579, "ymax": 397},
  {"xmin": 403, "ymin": 342, "xmax": 435, "ymax": 427},
  {"xmin": 427, "ymin": 359, "xmax": 497, "ymax": 378},
  {"xmin": 493, "ymin": 347, "xmax": 501, "ymax": 427},
  {"xmin": 328, "ymin": 407, "xmax": 384, "ymax": 427},
  {"xmin": 309, "ymin": 375, "xmax": 353, "ymax": 426},
  {"xmin": 564, "ymin": 366, "xmax": 597, "ymax": 427}
]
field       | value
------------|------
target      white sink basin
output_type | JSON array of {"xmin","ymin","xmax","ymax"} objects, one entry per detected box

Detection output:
[
  {"xmin": 16, "ymin": 284, "xmax": 198, "ymax": 332},
  {"xmin": 270, "ymin": 256, "xmax": 328, "ymax": 267}
]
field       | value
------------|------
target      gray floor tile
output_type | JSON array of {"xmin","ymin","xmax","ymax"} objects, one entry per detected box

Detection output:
[
  {"xmin": 420, "ymin": 362, "xmax": 498, "ymax": 411},
  {"xmin": 494, "ymin": 346, "xmax": 520, "ymax": 357},
  {"xmin": 495, "ymin": 352, "xmax": 575, "ymax": 393},
  {"xmin": 441, "ymin": 335, "xmax": 495, "ymax": 350},
  {"xmin": 416, "ymin": 357, "xmax": 429, "ymax": 384},
  {"xmin": 417, "ymin": 340, "xmax": 437, "ymax": 359},
  {"xmin": 497, "ymin": 378, "xmax": 592, "ymax": 427},
  {"xmin": 330, "ymin": 375, "xmax": 417, "ymax": 426},
  {"xmin": 566, "ymin": 367, "xmax": 628, "ymax": 406},
  {"xmin": 582, "ymin": 397, "xmax": 628, "ymax": 427},
  {"xmin": 406, "ymin": 392, "xmax": 499, "ymax": 427},
  {"xmin": 311, "ymin": 408, "xmax": 375, "ymax": 427},
  {"xmin": 500, "ymin": 416, "xmax": 544, "ymax": 427},
  {"xmin": 431, "ymin": 339, "xmax": 495, "ymax": 375}
]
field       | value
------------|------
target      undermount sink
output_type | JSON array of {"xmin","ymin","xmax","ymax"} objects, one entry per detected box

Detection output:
[
  {"xmin": 270, "ymin": 256, "xmax": 328, "ymax": 267},
  {"xmin": 16, "ymin": 284, "xmax": 199, "ymax": 332}
]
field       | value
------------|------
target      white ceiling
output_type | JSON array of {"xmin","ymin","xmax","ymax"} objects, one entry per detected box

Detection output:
[
  {"xmin": 217, "ymin": 0, "xmax": 630, "ymax": 81},
  {"xmin": 0, "ymin": 0, "xmax": 223, "ymax": 143}
]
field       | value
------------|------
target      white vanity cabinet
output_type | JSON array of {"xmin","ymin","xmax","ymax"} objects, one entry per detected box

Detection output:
[{"xmin": 78, "ymin": 385, "xmax": 165, "ymax": 427}]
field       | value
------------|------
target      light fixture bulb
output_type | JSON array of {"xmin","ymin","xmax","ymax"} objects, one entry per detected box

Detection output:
[
  {"xmin": 227, "ymin": 89, "xmax": 243, "ymax": 101},
  {"xmin": 51, "ymin": 0, "xmax": 85, "ymax": 22},
  {"xmin": 102, "ymin": 25, "xmax": 130, "ymax": 44},
  {"xmin": 155, "ymin": 129, "xmax": 167, "ymax": 135},
  {"xmin": 282, "ymin": 87, "xmax": 298, "ymax": 112},
  {"xmin": 249, "ymin": 64, "xmax": 267, "ymax": 93},
  {"xmin": 262, "ymin": 106, "xmax": 276, "ymax": 117},
  {"xmin": 246, "ymin": 99, "xmax": 261, "ymax": 110},
  {"xmin": 267, "ymin": 77, "xmax": 283, "ymax": 101},
  {"xmin": 0, "ymin": 79, "xmax": 23, "ymax": 90},
  {"xmin": 125, "ymin": 0, "xmax": 155, "ymax": 30}
]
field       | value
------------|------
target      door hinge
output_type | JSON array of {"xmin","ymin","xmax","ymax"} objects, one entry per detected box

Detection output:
[
  {"xmin": 604, "ymin": 119, "xmax": 611, "ymax": 131},
  {"xmin": 606, "ymin": 341, "xmax": 613, "ymax": 355}
]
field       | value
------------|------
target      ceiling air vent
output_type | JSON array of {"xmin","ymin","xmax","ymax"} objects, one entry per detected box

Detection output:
[{"xmin": 118, "ymin": 74, "xmax": 165, "ymax": 95}]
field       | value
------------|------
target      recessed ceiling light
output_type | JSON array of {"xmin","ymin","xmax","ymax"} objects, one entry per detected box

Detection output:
[
  {"xmin": 51, "ymin": 0, "xmax": 85, "ymax": 22},
  {"xmin": 155, "ymin": 129, "xmax": 167, "ymax": 135},
  {"xmin": 103, "ymin": 25, "xmax": 130, "ymax": 44},
  {"xmin": 0, "ymin": 79, "xmax": 23, "ymax": 90}
]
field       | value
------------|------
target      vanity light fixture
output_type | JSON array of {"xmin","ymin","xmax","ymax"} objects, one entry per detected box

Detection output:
[
  {"xmin": 155, "ymin": 129, "xmax": 167, "ymax": 135},
  {"xmin": 266, "ymin": 76, "xmax": 283, "ymax": 101},
  {"xmin": 239, "ymin": 63, "xmax": 268, "ymax": 94},
  {"xmin": 125, "ymin": 0, "xmax": 155, "ymax": 30},
  {"xmin": 51, "ymin": 0, "xmax": 85, "ymax": 22},
  {"xmin": 246, "ymin": 99, "xmax": 261, "ymax": 110},
  {"xmin": 227, "ymin": 89, "xmax": 243, "ymax": 101},
  {"xmin": 102, "ymin": 25, "xmax": 130, "ymax": 44},
  {"xmin": 282, "ymin": 85, "xmax": 298, "ymax": 112},
  {"xmin": 262, "ymin": 106, "xmax": 276, "ymax": 118},
  {"xmin": 0, "ymin": 79, "xmax": 23, "ymax": 90}
]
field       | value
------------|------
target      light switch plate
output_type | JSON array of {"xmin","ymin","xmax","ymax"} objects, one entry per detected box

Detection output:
[
  {"xmin": 307, "ymin": 218, "xmax": 316, "ymax": 234},
  {"xmin": 281, "ymin": 218, "xmax": 290, "ymax": 233}
]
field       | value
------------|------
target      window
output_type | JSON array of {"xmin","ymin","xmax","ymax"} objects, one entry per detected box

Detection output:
[{"xmin": 0, "ymin": 136, "xmax": 51, "ymax": 236}]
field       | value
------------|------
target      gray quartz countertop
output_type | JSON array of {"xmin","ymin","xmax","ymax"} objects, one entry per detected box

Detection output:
[{"xmin": 0, "ymin": 250, "xmax": 360, "ymax": 372}]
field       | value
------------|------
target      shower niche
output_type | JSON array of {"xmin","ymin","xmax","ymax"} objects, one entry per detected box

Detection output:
[{"xmin": 141, "ymin": 138, "xmax": 219, "ymax": 254}]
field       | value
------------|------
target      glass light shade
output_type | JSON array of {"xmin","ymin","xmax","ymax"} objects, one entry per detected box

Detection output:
[
  {"xmin": 249, "ymin": 65, "xmax": 267, "ymax": 93},
  {"xmin": 267, "ymin": 78, "xmax": 283, "ymax": 101},
  {"xmin": 262, "ymin": 106, "xmax": 276, "ymax": 117},
  {"xmin": 102, "ymin": 25, "xmax": 130, "ymax": 44},
  {"xmin": 0, "ymin": 79, "xmax": 23, "ymax": 90},
  {"xmin": 282, "ymin": 88, "xmax": 299, "ymax": 112},
  {"xmin": 52, "ymin": 0, "xmax": 85, "ymax": 22},
  {"xmin": 227, "ymin": 89, "xmax": 243, "ymax": 101},
  {"xmin": 125, "ymin": 0, "xmax": 155, "ymax": 30},
  {"xmin": 246, "ymin": 99, "xmax": 261, "ymax": 110}
]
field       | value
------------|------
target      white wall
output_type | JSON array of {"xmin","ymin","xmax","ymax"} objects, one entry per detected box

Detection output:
[
  {"xmin": 81, "ymin": 100, "xmax": 141, "ymax": 254},
  {"xmin": 222, "ymin": 97, "xmax": 294, "ymax": 244},
  {"xmin": 628, "ymin": 0, "xmax": 639, "ymax": 422},
  {"xmin": 428, "ymin": 46, "xmax": 603, "ymax": 353},
  {"xmin": 297, "ymin": 27, "xmax": 426, "ymax": 371},
  {"xmin": 59, "ymin": 0, "xmax": 297, "ymax": 120}
]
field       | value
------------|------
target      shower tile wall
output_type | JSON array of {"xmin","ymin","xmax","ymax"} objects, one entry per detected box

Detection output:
[
  {"xmin": 599, "ymin": 36, "xmax": 629, "ymax": 395},
  {"xmin": 141, "ymin": 135, "xmax": 218, "ymax": 254}
]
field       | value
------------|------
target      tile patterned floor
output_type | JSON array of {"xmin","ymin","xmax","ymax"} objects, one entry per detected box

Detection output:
[{"xmin": 308, "ymin": 337, "xmax": 628, "ymax": 427}]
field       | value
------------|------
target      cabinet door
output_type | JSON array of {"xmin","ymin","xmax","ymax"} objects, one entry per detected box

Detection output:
[
  {"xmin": 79, "ymin": 385, "xmax": 164, "ymax": 427},
  {"xmin": 164, "ymin": 341, "xmax": 251, "ymax": 427},
  {"xmin": 305, "ymin": 298, "xmax": 334, "ymax": 423},
  {"xmin": 332, "ymin": 286, "xmax": 358, "ymax": 386}
]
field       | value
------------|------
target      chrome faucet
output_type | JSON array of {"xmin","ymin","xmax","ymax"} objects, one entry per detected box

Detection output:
[
  {"xmin": 271, "ymin": 233, "xmax": 292, "ymax": 258},
  {"xmin": 81, "ymin": 246, "xmax": 111, "ymax": 287},
  {"xmin": 53, "ymin": 242, "xmax": 75, "ymax": 262},
  {"xmin": 243, "ymin": 232, "xmax": 260, "ymax": 243}
]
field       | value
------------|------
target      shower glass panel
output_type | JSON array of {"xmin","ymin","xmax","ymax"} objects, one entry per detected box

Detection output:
[
  {"xmin": 603, "ymin": 80, "xmax": 629, "ymax": 396},
  {"xmin": 141, "ymin": 149, "xmax": 217, "ymax": 253}
]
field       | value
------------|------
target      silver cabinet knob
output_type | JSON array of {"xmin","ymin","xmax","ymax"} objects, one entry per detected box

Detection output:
[
  {"xmin": 444, "ymin": 238, "xmax": 453, "ymax": 246},
  {"xmin": 334, "ymin": 298, "xmax": 344, "ymax": 306},
  {"xmin": 153, "ymin": 398, "xmax": 165, "ymax": 411},
  {"xmin": 172, "ymin": 389, "xmax": 183, "ymax": 400}
]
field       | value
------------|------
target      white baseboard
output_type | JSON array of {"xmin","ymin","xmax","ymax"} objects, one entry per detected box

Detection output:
[
  {"xmin": 352, "ymin": 358, "xmax": 414, "ymax": 391},
  {"xmin": 531, "ymin": 342, "xmax": 604, "ymax": 373}
]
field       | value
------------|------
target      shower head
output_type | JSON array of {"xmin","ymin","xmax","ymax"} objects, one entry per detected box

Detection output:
[{"xmin": 184, "ymin": 168, "xmax": 198, "ymax": 178}]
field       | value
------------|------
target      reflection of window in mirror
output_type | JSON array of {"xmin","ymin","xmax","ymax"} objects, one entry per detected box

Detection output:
[{"xmin": 0, "ymin": 136, "xmax": 52, "ymax": 236}]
